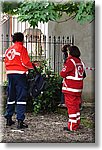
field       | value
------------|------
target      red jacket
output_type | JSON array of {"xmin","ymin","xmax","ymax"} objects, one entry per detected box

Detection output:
[
  {"xmin": 60, "ymin": 55, "xmax": 85, "ymax": 96},
  {"xmin": 5, "ymin": 42, "xmax": 33, "ymax": 74}
]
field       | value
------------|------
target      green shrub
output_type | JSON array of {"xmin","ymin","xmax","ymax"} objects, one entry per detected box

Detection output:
[
  {"xmin": 28, "ymin": 60, "xmax": 63, "ymax": 114},
  {"xmin": 33, "ymin": 74, "xmax": 62, "ymax": 114}
]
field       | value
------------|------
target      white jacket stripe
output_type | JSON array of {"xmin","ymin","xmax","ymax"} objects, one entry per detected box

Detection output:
[
  {"xmin": 66, "ymin": 76, "xmax": 83, "ymax": 80},
  {"xmin": 6, "ymin": 70, "xmax": 26, "ymax": 74},
  {"xmin": 70, "ymin": 59, "xmax": 78, "ymax": 78}
]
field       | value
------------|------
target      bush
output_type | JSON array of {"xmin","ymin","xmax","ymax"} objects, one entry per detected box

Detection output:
[
  {"xmin": 33, "ymin": 74, "xmax": 62, "ymax": 114},
  {"xmin": 28, "ymin": 60, "xmax": 63, "ymax": 114}
]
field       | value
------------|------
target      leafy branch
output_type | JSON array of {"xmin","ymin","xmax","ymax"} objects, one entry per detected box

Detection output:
[{"xmin": 1, "ymin": 1, "xmax": 95, "ymax": 28}]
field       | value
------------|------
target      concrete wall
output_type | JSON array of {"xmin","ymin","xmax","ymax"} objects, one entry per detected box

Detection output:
[{"xmin": 48, "ymin": 13, "xmax": 95, "ymax": 102}]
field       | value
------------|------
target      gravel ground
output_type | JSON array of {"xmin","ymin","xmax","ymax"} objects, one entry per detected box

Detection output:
[{"xmin": 1, "ymin": 104, "xmax": 95, "ymax": 143}]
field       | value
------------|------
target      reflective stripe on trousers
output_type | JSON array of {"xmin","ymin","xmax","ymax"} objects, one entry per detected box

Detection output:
[{"xmin": 64, "ymin": 93, "xmax": 81, "ymax": 131}]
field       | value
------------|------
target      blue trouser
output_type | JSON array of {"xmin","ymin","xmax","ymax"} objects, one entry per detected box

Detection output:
[
  {"xmin": 4, "ymin": 74, "xmax": 27, "ymax": 121},
  {"xmin": 61, "ymin": 92, "xmax": 65, "ymax": 104}
]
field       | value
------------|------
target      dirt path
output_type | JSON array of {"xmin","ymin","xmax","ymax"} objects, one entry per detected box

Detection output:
[{"xmin": 1, "ymin": 104, "xmax": 95, "ymax": 143}]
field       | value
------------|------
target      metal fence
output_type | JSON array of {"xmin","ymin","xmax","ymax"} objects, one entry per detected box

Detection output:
[
  {"xmin": 0, "ymin": 16, "xmax": 74, "ymax": 83},
  {"xmin": 0, "ymin": 34, "xmax": 74, "ymax": 83}
]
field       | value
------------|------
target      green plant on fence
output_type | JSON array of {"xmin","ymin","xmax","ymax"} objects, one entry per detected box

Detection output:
[{"xmin": 29, "ymin": 59, "xmax": 63, "ymax": 114}]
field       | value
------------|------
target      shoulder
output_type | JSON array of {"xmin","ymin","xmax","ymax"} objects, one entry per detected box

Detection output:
[
  {"xmin": 64, "ymin": 58, "xmax": 75, "ymax": 69},
  {"xmin": 66, "ymin": 56, "xmax": 74, "ymax": 64},
  {"xmin": 5, "ymin": 45, "xmax": 14, "ymax": 54},
  {"xmin": 70, "ymin": 57, "xmax": 82, "ymax": 63},
  {"xmin": 18, "ymin": 44, "xmax": 27, "ymax": 53}
]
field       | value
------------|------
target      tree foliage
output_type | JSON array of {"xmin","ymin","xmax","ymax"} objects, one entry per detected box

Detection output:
[
  {"xmin": 75, "ymin": 1, "xmax": 95, "ymax": 24},
  {"xmin": 17, "ymin": 1, "xmax": 61, "ymax": 27},
  {"xmin": 1, "ymin": 1, "xmax": 95, "ymax": 28},
  {"xmin": 1, "ymin": 1, "xmax": 22, "ymax": 15}
]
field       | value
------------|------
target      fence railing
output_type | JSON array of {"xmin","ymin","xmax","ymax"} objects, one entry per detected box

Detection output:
[{"xmin": 0, "ymin": 34, "xmax": 74, "ymax": 83}]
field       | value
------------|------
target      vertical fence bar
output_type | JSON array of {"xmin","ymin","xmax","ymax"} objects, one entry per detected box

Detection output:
[
  {"xmin": 49, "ymin": 36, "xmax": 51, "ymax": 67},
  {"xmin": 53, "ymin": 36, "xmax": 56, "ymax": 73},
  {"xmin": 30, "ymin": 35, "xmax": 33, "ymax": 62},
  {"xmin": 39, "ymin": 34, "xmax": 41, "ymax": 59},
  {"xmin": 10, "ymin": 34, "xmax": 13, "ymax": 46},
  {"xmin": 62, "ymin": 36, "xmax": 64, "ymax": 45},
  {"xmin": 67, "ymin": 36, "xmax": 70, "ymax": 44},
  {"xmin": 6, "ymin": 34, "xmax": 9, "ymax": 49},
  {"xmin": 35, "ymin": 35, "xmax": 37, "ymax": 60},
  {"xmin": 72, "ymin": 35, "xmax": 74, "ymax": 45},
  {"xmin": 58, "ymin": 36, "xmax": 60, "ymax": 74},
  {"xmin": 13, "ymin": 17, "xmax": 16, "ymax": 34},
  {"xmin": 43, "ymin": 35, "xmax": 46, "ymax": 59},
  {"xmin": 25, "ymin": 35, "xmax": 27, "ymax": 49},
  {"xmin": 1, "ymin": 34, "xmax": 3, "ymax": 84},
  {"xmin": 9, "ymin": 16, "xmax": 12, "ymax": 42},
  {"xmin": 45, "ymin": 35, "xmax": 46, "ymax": 59},
  {"xmin": 25, "ymin": 22, "xmax": 27, "ymax": 33}
]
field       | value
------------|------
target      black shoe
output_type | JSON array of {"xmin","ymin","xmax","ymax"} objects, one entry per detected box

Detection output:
[
  {"xmin": 63, "ymin": 127, "xmax": 71, "ymax": 131},
  {"xmin": 17, "ymin": 120, "xmax": 28, "ymax": 129},
  {"xmin": 6, "ymin": 118, "xmax": 15, "ymax": 126}
]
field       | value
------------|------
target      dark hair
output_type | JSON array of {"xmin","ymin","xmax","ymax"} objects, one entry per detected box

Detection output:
[
  {"xmin": 12, "ymin": 32, "xmax": 24, "ymax": 43},
  {"xmin": 69, "ymin": 46, "xmax": 81, "ymax": 58},
  {"xmin": 61, "ymin": 44, "xmax": 71, "ymax": 52}
]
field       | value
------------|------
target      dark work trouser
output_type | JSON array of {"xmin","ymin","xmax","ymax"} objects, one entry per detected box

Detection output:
[{"xmin": 4, "ymin": 74, "xmax": 27, "ymax": 121}]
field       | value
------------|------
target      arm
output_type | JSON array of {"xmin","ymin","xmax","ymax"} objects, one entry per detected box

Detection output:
[
  {"xmin": 20, "ymin": 47, "xmax": 33, "ymax": 69},
  {"xmin": 60, "ymin": 59, "xmax": 74, "ymax": 78}
]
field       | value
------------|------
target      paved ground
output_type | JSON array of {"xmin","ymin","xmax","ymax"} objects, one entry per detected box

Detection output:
[{"xmin": 1, "ymin": 104, "xmax": 95, "ymax": 143}]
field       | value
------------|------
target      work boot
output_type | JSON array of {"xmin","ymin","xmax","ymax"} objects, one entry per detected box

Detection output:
[
  {"xmin": 17, "ymin": 120, "xmax": 28, "ymax": 129},
  {"xmin": 6, "ymin": 118, "xmax": 15, "ymax": 126}
]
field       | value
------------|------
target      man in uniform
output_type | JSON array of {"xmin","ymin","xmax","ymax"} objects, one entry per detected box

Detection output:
[{"xmin": 4, "ymin": 32, "xmax": 33, "ymax": 129}]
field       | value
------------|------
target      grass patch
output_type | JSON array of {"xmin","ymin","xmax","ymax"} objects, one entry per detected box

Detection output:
[
  {"xmin": 56, "ymin": 107, "xmax": 68, "ymax": 116},
  {"xmin": 81, "ymin": 117, "xmax": 94, "ymax": 129}
]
